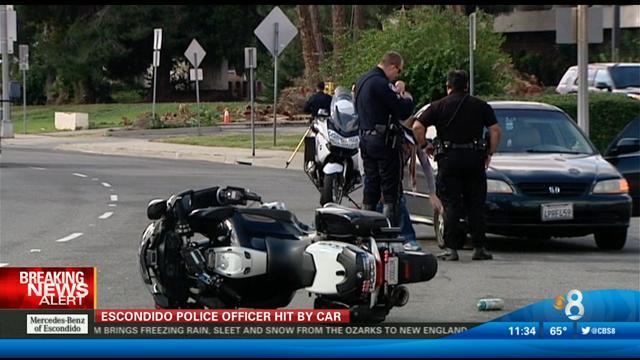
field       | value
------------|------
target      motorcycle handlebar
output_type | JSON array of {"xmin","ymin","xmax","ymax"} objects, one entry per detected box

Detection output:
[{"xmin": 216, "ymin": 186, "xmax": 262, "ymax": 206}]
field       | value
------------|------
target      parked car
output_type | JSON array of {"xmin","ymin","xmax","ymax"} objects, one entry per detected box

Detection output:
[
  {"xmin": 405, "ymin": 101, "xmax": 632, "ymax": 250},
  {"xmin": 556, "ymin": 63, "xmax": 640, "ymax": 98},
  {"xmin": 604, "ymin": 117, "xmax": 640, "ymax": 216}
]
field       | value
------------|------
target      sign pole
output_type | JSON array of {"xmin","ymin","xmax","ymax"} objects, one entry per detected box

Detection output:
[
  {"xmin": 19, "ymin": 44, "xmax": 28, "ymax": 134},
  {"xmin": 1, "ymin": 5, "xmax": 14, "ymax": 139},
  {"xmin": 194, "ymin": 52, "xmax": 201, "ymax": 136},
  {"xmin": 273, "ymin": 22, "xmax": 279, "ymax": 146},
  {"xmin": 250, "ymin": 50, "xmax": 256, "ymax": 157},
  {"xmin": 22, "ymin": 68, "xmax": 26, "ymax": 134},
  {"xmin": 152, "ymin": 63, "xmax": 157, "ymax": 126},
  {"xmin": 577, "ymin": 5, "xmax": 589, "ymax": 137},
  {"xmin": 152, "ymin": 29, "xmax": 162, "ymax": 128}
]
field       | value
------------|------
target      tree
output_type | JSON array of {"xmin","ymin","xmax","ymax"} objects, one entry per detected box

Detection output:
[
  {"xmin": 332, "ymin": 5, "xmax": 347, "ymax": 77},
  {"xmin": 352, "ymin": 5, "xmax": 365, "ymax": 41},
  {"xmin": 308, "ymin": 5, "xmax": 325, "ymax": 64},
  {"xmin": 332, "ymin": 7, "xmax": 515, "ymax": 106},
  {"xmin": 297, "ymin": 5, "xmax": 319, "ymax": 84}
]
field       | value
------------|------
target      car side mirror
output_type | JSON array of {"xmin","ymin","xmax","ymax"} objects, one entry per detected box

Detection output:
[
  {"xmin": 614, "ymin": 138, "xmax": 640, "ymax": 155},
  {"xmin": 596, "ymin": 82, "xmax": 612, "ymax": 92}
]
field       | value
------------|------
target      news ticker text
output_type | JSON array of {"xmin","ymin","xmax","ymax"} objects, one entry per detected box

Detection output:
[{"xmin": 1, "ymin": 311, "xmax": 640, "ymax": 339}]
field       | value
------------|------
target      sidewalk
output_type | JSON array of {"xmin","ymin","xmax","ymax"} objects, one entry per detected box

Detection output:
[{"xmin": 4, "ymin": 133, "xmax": 304, "ymax": 171}]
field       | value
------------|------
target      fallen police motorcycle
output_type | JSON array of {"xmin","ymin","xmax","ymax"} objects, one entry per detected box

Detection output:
[
  {"xmin": 139, "ymin": 186, "xmax": 438, "ymax": 322},
  {"xmin": 305, "ymin": 87, "xmax": 362, "ymax": 206}
]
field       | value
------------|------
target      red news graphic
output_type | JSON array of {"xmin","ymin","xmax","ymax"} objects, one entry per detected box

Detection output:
[
  {"xmin": 96, "ymin": 309, "xmax": 350, "ymax": 323},
  {"xmin": 0, "ymin": 267, "xmax": 96, "ymax": 309}
]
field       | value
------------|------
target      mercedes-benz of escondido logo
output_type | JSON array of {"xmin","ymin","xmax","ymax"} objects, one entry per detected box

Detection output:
[{"xmin": 549, "ymin": 186, "xmax": 561, "ymax": 195}]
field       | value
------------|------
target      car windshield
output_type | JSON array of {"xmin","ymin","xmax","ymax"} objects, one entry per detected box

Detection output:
[
  {"xmin": 609, "ymin": 65, "xmax": 640, "ymax": 89},
  {"xmin": 329, "ymin": 87, "xmax": 358, "ymax": 136},
  {"xmin": 494, "ymin": 109, "xmax": 595, "ymax": 155}
]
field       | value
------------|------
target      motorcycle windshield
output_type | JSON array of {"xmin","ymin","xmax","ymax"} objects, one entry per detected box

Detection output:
[{"xmin": 329, "ymin": 89, "xmax": 359, "ymax": 137}]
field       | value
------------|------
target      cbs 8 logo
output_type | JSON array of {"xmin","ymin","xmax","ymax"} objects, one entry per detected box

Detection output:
[{"xmin": 565, "ymin": 289, "xmax": 585, "ymax": 321}]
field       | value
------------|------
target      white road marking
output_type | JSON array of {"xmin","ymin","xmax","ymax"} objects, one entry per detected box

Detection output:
[
  {"xmin": 30, "ymin": 249, "xmax": 42, "ymax": 253},
  {"xmin": 29, "ymin": 167, "xmax": 46, "ymax": 170},
  {"xmin": 92, "ymin": 178, "xmax": 99, "ymax": 181},
  {"xmin": 108, "ymin": 204, "xmax": 117, "ymax": 207},
  {"xmin": 101, "ymin": 182, "xmax": 111, "ymax": 188},
  {"xmin": 55, "ymin": 232, "xmax": 83, "ymax": 243},
  {"xmin": 0, "ymin": 263, "xmax": 9, "ymax": 267},
  {"xmin": 99, "ymin": 212, "xmax": 114, "ymax": 220},
  {"xmin": 110, "ymin": 195, "xmax": 118, "ymax": 202},
  {"xmin": 73, "ymin": 173, "xmax": 88, "ymax": 178}
]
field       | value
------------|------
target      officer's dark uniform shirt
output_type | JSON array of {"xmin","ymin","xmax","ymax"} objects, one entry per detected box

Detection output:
[
  {"xmin": 304, "ymin": 91, "xmax": 332, "ymax": 117},
  {"xmin": 355, "ymin": 67, "xmax": 413, "ymax": 131},
  {"xmin": 416, "ymin": 91, "xmax": 497, "ymax": 143}
]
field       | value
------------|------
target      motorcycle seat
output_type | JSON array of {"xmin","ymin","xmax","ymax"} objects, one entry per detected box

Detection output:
[{"xmin": 315, "ymin": 204, "xmax": 391, "ymax": 238}]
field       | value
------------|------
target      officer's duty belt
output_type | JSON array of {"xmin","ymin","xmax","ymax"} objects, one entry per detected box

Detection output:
[
  {"xmin": 360, "ymin": 129, "xmax": 385, "ymax": 136},
  {"xmin": 442, "ymin": 141, "xmax": 486, "ymax": 150}
]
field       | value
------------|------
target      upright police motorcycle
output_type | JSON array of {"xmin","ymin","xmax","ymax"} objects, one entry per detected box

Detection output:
[
  {"xmin": 139, "ymin": 185, "xmax": 438, "ymax": 322},
  {"xmin": 305, "ymin": 87, "xmax": 362, "ymax": 205}
]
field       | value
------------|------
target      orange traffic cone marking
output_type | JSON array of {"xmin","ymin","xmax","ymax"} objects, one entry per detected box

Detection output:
[{"xmin": 223, "ymin": 108, "xmax": 231, "ymax": 124}]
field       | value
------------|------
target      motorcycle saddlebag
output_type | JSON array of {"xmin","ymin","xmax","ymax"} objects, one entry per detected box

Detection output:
[{"xmin": 396, "ymin": 251, "xmax": 438, "ymax": 284}]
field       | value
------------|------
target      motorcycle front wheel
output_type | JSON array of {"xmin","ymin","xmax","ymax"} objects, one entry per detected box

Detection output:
[{"xmin": 320, "ymin": 173, "xmax": 343, "ymax": 205}]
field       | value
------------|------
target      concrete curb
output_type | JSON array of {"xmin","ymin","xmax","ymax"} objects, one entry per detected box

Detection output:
[{"xmin": 54, "ymin": 140, "xmax": 305, "ymax": 172}]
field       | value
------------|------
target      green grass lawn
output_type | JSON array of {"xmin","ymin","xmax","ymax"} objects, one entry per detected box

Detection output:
[
  {"xmin": 156, "ymin": 133, "xmax": 306, "ymax": 151},
  {"xmin": 8, "ymin": 102, "xmax": 247, "ymax": 134}
]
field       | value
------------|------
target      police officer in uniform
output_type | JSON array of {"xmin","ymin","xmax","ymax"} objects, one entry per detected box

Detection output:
[
  {"xmin": 354, "ymin": 51, "xmax": 413, "ymax": 226},
  {"xmin": 304, "ymin": 81, "xmax": 332, "ymax": 118},
  {"xmin": 413, "ymin": 70, "xmax": 501, "ymax": 261}
]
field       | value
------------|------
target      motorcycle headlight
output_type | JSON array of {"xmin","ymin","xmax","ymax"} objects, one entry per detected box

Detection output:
[
  {"xmin": 215, "ymin": 251, "xmax": 245, "ymax": 275},
  {"xmin": 487, "ymin": 179, "xmax": 513, "ymax": 194},
  {"xmin": 328, "ymin": 129, "xmax": 359, "ymax": 149},
  {"xmin": 592, "ymin": 179, "xmax": 629, "ymax": 194}
]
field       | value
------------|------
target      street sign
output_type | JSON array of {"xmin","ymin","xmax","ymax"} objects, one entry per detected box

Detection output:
[
  {"xmin": 556, "ymin": 6, "xmax": 603, "ymax": 44},
  {"xmin": 254, "ymin": 6, "xmax": 298, "ymax": 57},
  {"xmin": 152, "ymin": 50, "xmax": 160, "ymax": 67},
  {"xmin": 244, "ymin": 47, "xmax": 257, "ymax": 69},
  {"xmin": 153, "ymin": 28, "xmax": 162, "ymax": 51},
  {"xmin": 18, "ymin": 44, "xmax": 27, "ymax": 71},
  {"xmin": 189, "ymin": 68, "xmax": 203, "ymax": 81},
  {"xmin": 184, "ymin": 39, "xmax": 206, "ymax": 68},
  {"xmin": 7, "ymin": 7, "xmax": 16, "ymax": 42},
  {"xmin": 254, "ymin": 6, "xmax": 299, "ymax": 146}
]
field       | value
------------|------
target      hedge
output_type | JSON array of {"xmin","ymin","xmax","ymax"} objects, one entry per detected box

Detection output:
[{"xmin": 483, "ymin": 93, "xmax": 640, "ymax": 153}]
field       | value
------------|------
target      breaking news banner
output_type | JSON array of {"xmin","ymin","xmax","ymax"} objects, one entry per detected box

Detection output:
[
  {"xmin": 0, "ymin": 267, "xmax": 96, "ymax": 309},
  {"xmin": 0, "ymin": 267, "xmax": 639, "ymax": 357}
]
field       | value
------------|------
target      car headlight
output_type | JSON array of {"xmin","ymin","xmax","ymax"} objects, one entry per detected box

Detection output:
[
  {"xmin": 487, "ymin": 179, "xmax": 513, "ymax": 194},
  {"xmin": 328, "ymin": 129, "xmax": 359, "ymax": 149},
  {"xmin": 592, "ymin": 179, "xmax": 629, "ymax": 194}
]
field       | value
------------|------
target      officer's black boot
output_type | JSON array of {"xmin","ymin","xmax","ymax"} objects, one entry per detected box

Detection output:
[
  {"xmin": 436, "ymin": 248, "xmax": 459, "ymax": 261},
  {"xmin": 382, "ymin": 202, "xmax": 401, "ymax": 227},
  {"xmin": 472, "ymin": 247, "xmax": 493, "ymax": 260}
]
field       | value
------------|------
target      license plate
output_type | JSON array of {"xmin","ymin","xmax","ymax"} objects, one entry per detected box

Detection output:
[
  {"xmin": 541, "ymin": 203, "xmax": 574, "ymax": 222},
  {"xmin": 385, "ymin": 256, "xmax": 399, "ymax": 285}
]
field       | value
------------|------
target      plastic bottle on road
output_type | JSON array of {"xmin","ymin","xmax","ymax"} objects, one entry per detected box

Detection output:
[{"xmin": 477, "ymin": 298, "xmax": 505, "ymax": 311}]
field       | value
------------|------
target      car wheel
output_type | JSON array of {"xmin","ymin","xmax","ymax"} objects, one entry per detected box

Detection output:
[
  {"xmin": 434, "ymin": 211, "xmax": 445, "ymax": 249},
  {"xmin": 594, "ymin": 228, "xmax": 627, "ymax": 250}
]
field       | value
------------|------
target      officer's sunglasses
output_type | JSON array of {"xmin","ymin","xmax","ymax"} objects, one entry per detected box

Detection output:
[{"xmin": 394, "ymin": 64, "xmax": 403, "ymax": 74}]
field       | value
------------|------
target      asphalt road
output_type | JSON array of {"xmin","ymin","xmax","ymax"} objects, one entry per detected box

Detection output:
[{"xmin": 1, "ymin": 146, "xmax": 638, "ymax": 322}]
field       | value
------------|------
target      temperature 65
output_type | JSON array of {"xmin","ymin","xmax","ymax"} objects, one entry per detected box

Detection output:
[{"xmin": 549, "ymin": 326, "xmax": 569, "ymax": 336}]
